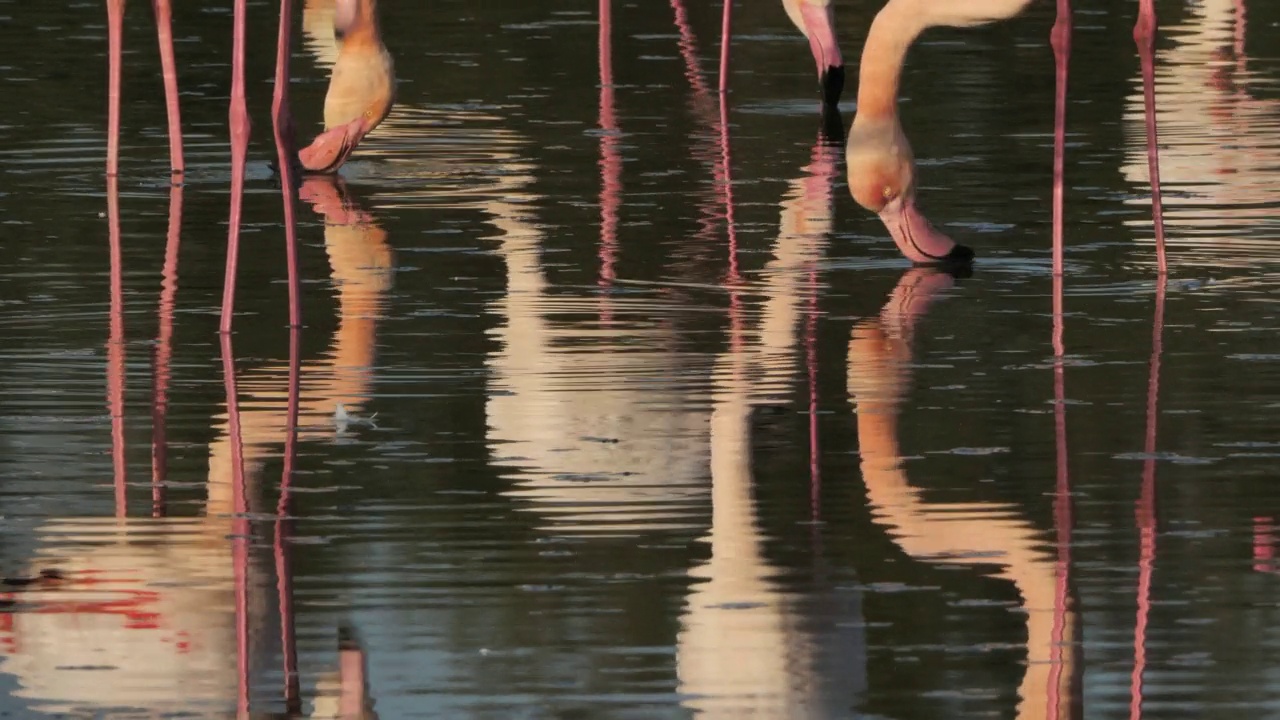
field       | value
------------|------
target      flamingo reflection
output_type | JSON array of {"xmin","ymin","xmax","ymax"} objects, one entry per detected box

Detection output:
[
  {"xmin": 487, "ymin": 6, "xmax": 741, "ymax": 536},
  {"xmin": 1119, "ymin": 0, "xmax": 1278, "ymax": 267},
  {"xmin": 848, "ymin": 268, "xmax": 1079, "ymax": 719},
  {"xmin": 677, "ymin": 136, "xmax": 865, "ymax": 717},
  {"xmin": 0, "ymin": 174, "xmax": 385, "ymax": 716}
]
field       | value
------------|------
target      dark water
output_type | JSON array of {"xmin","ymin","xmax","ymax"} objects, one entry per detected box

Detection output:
[{"xmin": 1, "ymin": 0, "xmax": 1279, "ymax": 717}]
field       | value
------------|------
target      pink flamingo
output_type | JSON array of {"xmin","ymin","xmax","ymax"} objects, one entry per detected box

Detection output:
[
  {"xmin": 719, "ymin": 1, "xmax": 845, "ymax": 111},
  {"xmin": 838, "ymin": 0, "xmax": 1167, "ymax": 269},
  {"xmin": 106, "ymin": 0, "xmax": 385, "ymax": 333},
  {"xmin": 296, "ymin": 0, "xmax": 396, "ymax": 174}
]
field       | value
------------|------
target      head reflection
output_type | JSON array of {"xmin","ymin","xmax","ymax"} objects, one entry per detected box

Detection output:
[
  {"xmin": 848, "ymin": 268, "xmax": 1078, "ymax": 719},
  {"xmin": 676, "ymin": 135, "xmax": 864, "ymax": 717}
]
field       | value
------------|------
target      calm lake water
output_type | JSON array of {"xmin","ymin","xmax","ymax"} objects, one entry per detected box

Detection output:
[{"xmin": 1, "ymin": 0, "xmax": 1279, "ymax": 717}]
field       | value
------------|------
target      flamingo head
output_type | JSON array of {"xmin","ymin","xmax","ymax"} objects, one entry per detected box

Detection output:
[{"xmin": 847, "ymin": 118, "xmax": 973, "ymax": 265}]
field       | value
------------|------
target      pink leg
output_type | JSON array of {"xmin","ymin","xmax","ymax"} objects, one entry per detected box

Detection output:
[
  {"xmin": 151, "ymin": 0, "xmax": 184, "ymax": 176},
  {"xmin": 718, "ymin": 0, "xmax": 731, "ymax": 95},
  {"xmin": 106, "ymin": 0, "xmax": 124, "ymax": 176},
  {"xmin": 273, "ymin": 0, "xmax": 302, "ymax": 329},
  {"xmin": 1048, "ymin": 3, "xmax": 1074, "ymax": 700},
  {"xmin": 220, "ymin": 0, "xmax": 251, "ymax": 335},
  {"xmin": 1050, "ymin": 0, "xmax": 1071, "ymax": 278},
  {"xmin": 1134, "ymin": 0, "xmax": 1167, "ymax": 274}
]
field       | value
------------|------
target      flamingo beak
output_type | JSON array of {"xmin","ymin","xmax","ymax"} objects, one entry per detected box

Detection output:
[
  {"xmin": 800, "ymin": 3, "xmax": 844, "ymax": 108},
  {"xmin": 821, "ymin": 66, "xmax": 845, "ymax": 110},
  {"xmin": 877, "ymin": 195, "xmax": 975, "ymax": 265}
]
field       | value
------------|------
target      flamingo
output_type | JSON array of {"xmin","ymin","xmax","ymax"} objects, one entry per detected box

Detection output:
[
  {"xmin": 782, "ymin": 0, "xmax": 846, "ymax": 111},
  {"xmin": 105, "ymin": 0, "xmax": 387, "ymax": 334},
  {"xmin": 105, "ymin": 0, "xmax": 390, "ymax": 178},
  {"xmin": 842, "ymin": 0, "xmax": 1167, "ymax": 270},
  {"xmin": 718, "ymin": 1, "xmax": 844, "ymax": 111},
  {"xmin": 296, "ymin": 0, "xmax": 396, "ymax": 174}
]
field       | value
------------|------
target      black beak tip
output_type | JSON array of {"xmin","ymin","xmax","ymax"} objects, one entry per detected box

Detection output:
[
  {"xmin": 939, "ymin": 245, "xmax": 976, "ymax": 278},
  {"xmin": 946, "ymin": 244, "xmax": 975, "ymax": 265},
  {"xmin": 820, "ymin": 65, "xmax": 845, "ymax": 109}
]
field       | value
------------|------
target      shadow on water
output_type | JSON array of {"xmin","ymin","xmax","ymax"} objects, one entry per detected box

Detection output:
[{"xmin": 1, "ymin": 0, "xmax": 1280, "ymax": 718}]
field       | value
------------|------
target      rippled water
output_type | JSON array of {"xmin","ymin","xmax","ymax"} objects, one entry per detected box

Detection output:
[{"xmin": 1, "ymin": 0, "xmax": 1279, "ymax": 717}]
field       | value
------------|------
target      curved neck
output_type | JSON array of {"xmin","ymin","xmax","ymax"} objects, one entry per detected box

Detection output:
[
  {"xmin": 856, "ymin": 3, "xmax": 925, "ymax": 120},
  {"xmin": 336, "ymin": 0, "xmax": 381, "ymax": 43}
]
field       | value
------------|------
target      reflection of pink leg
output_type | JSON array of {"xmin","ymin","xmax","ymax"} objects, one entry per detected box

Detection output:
[
  {"xmin": 221, "ymin": 0, "xmax": 251, "ymax": 335},
  {"xmin": 221, "ymin": 329, "xmax": 249, "ymax": 717},
  {"xmin": 106, "ymin": 0, "xmax": 124, "ymax": 176},
  {"xmin": 107, "ymin": 176, "xmax": 127, "ymax": 518},
  {"xmin": 151, "ymin": 183, "xmax": 183, "ymax": 518},
  {"xmin": 277, "ymin": 326, "xmax": 302, "ymax": 711},
  {"xmin": 806, "ymin": 267, "xmax": 820, "ymax": 523},
  {"xmin": 1255, "ymin": 517, "xmax": 1276, "ymax": 573},
  {"xmin": 1134, "ymin": 0, "xmax": 1167, "ymax": 274},
  {"xmin": 598, "ymin": 0, "xmax": 621, "ymax": 298},
  {"xmin": 1050, "ymin": 0, "xmax": 1071, "ymax": 278},
  {"xmin": 152, "ymin": 0, "xmax": 184, "ymax": 176},
  {"xmin": 1130, "ymin": 276, "xmax": 1165, "ymax": 720},
  {"xmin": 671, "ymin": 0, "xmax": 713, "ymax": 100},
  {"xmin": 718, "ymin": 99, "xmax": 738, "ymax": 284},
  {"xmin": 718, "ymin": 0, "xmax": 731, "ymax": 95}
]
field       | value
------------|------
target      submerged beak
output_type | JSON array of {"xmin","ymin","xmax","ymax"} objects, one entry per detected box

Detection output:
[
  {"xmin": 821, "ymin": 65, "xmax": 845, "ymax": 109},
  {"xmin": 877, "ymin": 195, "xmax": 974, "ymax": 265}
]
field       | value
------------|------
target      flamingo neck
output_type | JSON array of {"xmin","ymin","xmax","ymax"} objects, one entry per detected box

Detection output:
[
  {"xmin": 336, "ymin": 0, "xmax": 381, "ymax": 44},
  {"xmin": 855, "ymin": 3, "xmax": 925, "ymax": 121}
]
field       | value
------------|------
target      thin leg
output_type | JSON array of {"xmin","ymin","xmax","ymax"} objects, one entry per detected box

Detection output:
[
  {"xmin": 107, "ymin": 0, "xmax": 124, "ymax": 176},
  {"xmin": 1050, "ymin": 0, "xmax": 1071, "ymax": 278},
  {"xmin": 1134, "ymin": 0, "xmax": 1167, "ymax": 274},
  {"xmin": 151, "ymin": 0, "xmax": 184, "ymax": 176},
  {"xmin": 274, "ymin": 0, "xmax": 302, "ymax": 329},
  {"xmin": 220, "ymin": 0, "xmax": 251, "ymax": 334},
  {"xmin": 718, "ymin": 0, "xmax": 731, "ymax": 95},
  {"xmin": 1048, "ymin": 0, "xmax": 1074, "ymax": 685}
]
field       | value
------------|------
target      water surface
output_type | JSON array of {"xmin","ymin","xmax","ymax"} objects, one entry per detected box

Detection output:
[{"xmin": 1, "ymin": 0, "xmax": 1279, "ymax": 717}]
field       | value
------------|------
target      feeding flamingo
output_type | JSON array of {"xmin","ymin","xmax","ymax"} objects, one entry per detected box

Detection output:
[
  {"xmin": 812, "ymin": 0, "xmax": 1167, "ymax": 268},
  {"xmin": 296, "ymin": 0, "xmax": 396, "ymax": 173},
  {"xmin": 105, "ymin": 0, "xmax": 388, "ymax": 333}
]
